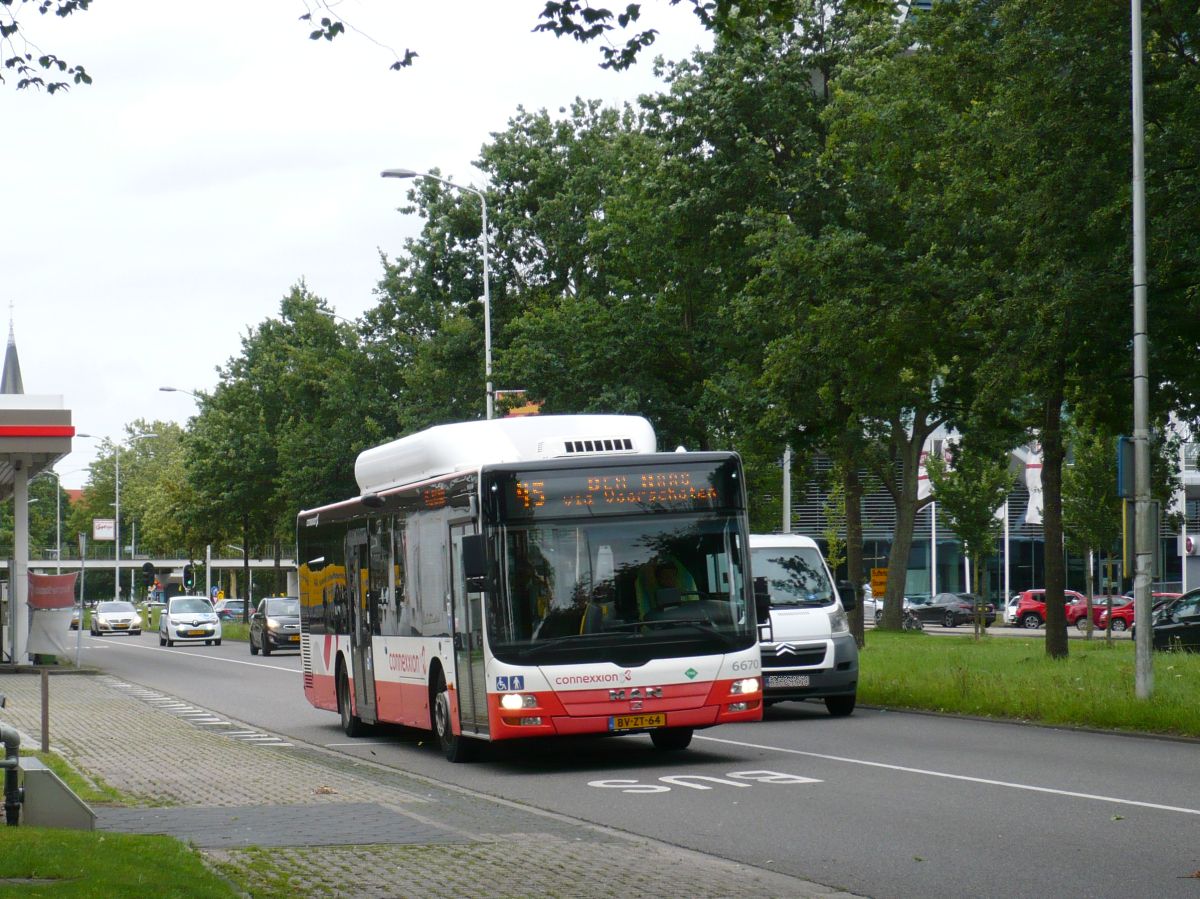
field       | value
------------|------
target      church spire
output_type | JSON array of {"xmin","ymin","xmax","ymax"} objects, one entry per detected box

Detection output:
[{"xmin": 1, "ymin": 305, "xmax": 24, "ymax": 394}]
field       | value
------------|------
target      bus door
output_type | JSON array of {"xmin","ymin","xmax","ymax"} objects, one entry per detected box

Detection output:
[
  {"xmin": 450, "ymin": 522, "xmax": 488, "ymax": 737},
  {"xmin": 345, "ymin": 526, "xmax": 378, "ymax": 725}
]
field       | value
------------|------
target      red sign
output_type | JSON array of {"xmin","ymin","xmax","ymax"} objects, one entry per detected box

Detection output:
[{"xmin": 28, "ymin": 573, "xmax": 79, "ymax": 609}]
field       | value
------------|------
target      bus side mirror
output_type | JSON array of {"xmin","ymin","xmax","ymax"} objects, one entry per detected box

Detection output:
[
  {"xmin": 838, "ymin": 580, "xmax": 858, "ymax": 613},
  {"xmin": 753, "ymin": 576, "xmax": 771, "ymax": 624},
  {"xmin": 462, "ymin": 534, "xmax": 487, "ymax": 592}
]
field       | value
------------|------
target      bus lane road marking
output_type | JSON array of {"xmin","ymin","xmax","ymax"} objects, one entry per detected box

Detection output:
[
  {"xmin": 589, "ymin": 770, "xmax": 821, "ymax": 793},
  {"xmin": 695, "ymin": 733, "xmax": 1200, "ymax": 817}
]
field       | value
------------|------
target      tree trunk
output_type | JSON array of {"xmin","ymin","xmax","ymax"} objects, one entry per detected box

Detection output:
[
  {"xmin": 881, "ymin": 423, "xmax": 929, "ymax": 631},
  {"xmin": 242, "ymin": 514, "xmax": 252, "ymax": 625},
  {"xmin": 1083, "ymin": 548, "xmax": 1095, "ymax": 640},
  {"xmin": 844, "ymin": 464, "xmax": 866, "ymax": 648},
  {"xmin": 1041, "ymin": 381, "xmax": 1069, "ymax": 659}
]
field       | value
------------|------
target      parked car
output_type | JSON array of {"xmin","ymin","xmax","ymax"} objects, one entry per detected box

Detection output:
[
  {"xmin": 1012, "ymin": 589, "xmax": 1088, "ymax": 629},
  {"xmin": 213, "ymin": 599, "xmax": 247, "ymax": 622},
  {"xmin": 90, "ymin": 601, "xmax": 142, "ymax": 636},
  {"xmin": 908, "ymin": 592, "xmax": 996, "ymax": 628},
  {"xmin": 158, "ymin": 595, "xmax": 222, "ymax": 647},
  {"xmin": 249, "ymin": 597, "xmax": 302, "ymax": 656},
  {"xmin": 1144, "ymin": 589, "xmax": 1200, "ymax": 651},
  {"xmin": 1003, "ymin": 594, "xmax": 1021, "ymax": 626},
  {"xmin": 1098, "ymin": 593, "xmax": 1182, "ymax": 632}
]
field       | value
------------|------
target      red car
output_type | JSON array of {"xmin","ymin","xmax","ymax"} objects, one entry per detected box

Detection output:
[
  {"xmin": 1013, "ymin": 589, "xmax": 1088, "ymax": 629},
  {"xmin": 1095, "ymin": 593, "xmax": 1181, "ymax": 632},
  {"xmin": 1074, "ymin": 595, "xmax": 1132, "ymax": 630}
]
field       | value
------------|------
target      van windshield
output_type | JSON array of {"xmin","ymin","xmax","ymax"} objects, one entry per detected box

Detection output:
[{"xmin": 751, "ymin": 546, "xmax": 834, "ymax": 607}]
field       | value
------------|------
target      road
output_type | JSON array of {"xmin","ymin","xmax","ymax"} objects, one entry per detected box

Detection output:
[{"xmin": 76, "ymin": 630, "xmax": 1198, "ymax": 899}]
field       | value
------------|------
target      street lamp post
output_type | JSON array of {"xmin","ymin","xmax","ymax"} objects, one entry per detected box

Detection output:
[
  {"xmin": 1130, "ymin": 0, "xmax": 1153, "ymax": 698},
  {"xmin": 381, "ymin": 167, "xmax": 494, "ymax": 420},
  {"xmin": 159, "ymin": 386, "xmax": 200, "ymax": 399},
  {"xmin": 79, "ymin": 431, "xmax": 158, "ymax": 600}
]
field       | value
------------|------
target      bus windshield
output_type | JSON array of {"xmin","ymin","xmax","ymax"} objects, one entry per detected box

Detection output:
[{"xmin": 488, "ymin": 512, "xmax": 753, "ymax": 665}]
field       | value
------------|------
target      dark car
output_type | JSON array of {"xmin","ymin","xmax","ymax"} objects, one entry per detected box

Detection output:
[
  {"xmin": 1142, "ymin": 590, "xmax": 1200, "ymax": 651},
  {"xmin": 910, "ymin": 592, "xmax": 996, "ymax": 628},
  {"xmin": 249, "ymin": 597, "xmax": 301, "ymax": 656}
]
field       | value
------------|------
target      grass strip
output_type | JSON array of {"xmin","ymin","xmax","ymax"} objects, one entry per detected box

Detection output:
[
  {"xmin": 0, "ymin": 829, "xmax": 236, "ymax": 898},
  {"xmin": 859, "ymin": 630, "xmax": 1200, "ymax": 737}
]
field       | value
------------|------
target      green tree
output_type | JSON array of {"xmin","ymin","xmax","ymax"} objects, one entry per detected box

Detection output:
[
  {"xmin": 184, "ymin": 284, "xmax": 387, "ymax": 608},
  {"xmin": 1062, "ymin": 422, "xmax": 1123, "ymax": 641},
  {"xmin": 0, "ymin": 471, "xmax": 64, "ymax": 560},
  {"xmin": 926, "ymin": 442, "xmax": 1013, "ymax": 637}
]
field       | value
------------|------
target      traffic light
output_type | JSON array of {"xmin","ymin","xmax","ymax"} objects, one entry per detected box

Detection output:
[
  {"xmin": 183, "ymin": 563, "xmax": 195, "ymax": 591},
  {"xmin": 142, "ymin": 562, "xmax": 156, "ymax": 589}
]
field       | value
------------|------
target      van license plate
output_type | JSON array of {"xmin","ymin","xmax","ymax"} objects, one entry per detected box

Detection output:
[
  {"xmin": 609, "ymin": 713, "xmax": 666, "ymax": 732},
  {"xmin": 767, "ymin": 675, "xmax": 810, "ymax": 688}
]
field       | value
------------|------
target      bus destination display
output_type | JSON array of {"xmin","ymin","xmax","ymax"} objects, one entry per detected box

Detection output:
[{"xmin": 493, "ymin": 460, "xmax": 741, "ymax": 519}]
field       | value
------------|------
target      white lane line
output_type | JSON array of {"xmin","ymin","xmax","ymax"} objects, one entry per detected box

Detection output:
[
  {"xmin": 86, "ymin": 638, "xmax": 298, "ymax": 672},
  {"xmin": 695, "ymin": 734, "xmax": 1200, "ymax": 817}
]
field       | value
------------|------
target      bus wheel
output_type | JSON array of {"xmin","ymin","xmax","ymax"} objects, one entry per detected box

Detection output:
[
  {"xmin": 650, "ymin": 727, "xmax": 693, "ymax": 751},
  {"xmin": 433, "ymin": 671, "xmax": 477, "ymax": 763},
  {"xmin": 337, "ymin": 666, "xmax": 365, "ymax": 738}
]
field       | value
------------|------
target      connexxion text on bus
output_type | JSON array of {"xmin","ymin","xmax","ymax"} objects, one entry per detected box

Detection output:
[{"xmin": 296, "ymin": 414, "xmax": 763, "ymax": 761}]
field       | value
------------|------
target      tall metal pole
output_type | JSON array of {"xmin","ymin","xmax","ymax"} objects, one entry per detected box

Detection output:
[
  {"xmin": 113, "ymin": 447, "xmax": 121, "ymax": 601},
  {"xmin": 1130, "ymin": 0, "xmax": 1153, "ymax": 698},
  {"xmin": 781, "ymin": 445, "xmax": 792, "ymax": 533},
  {"xmin": 76, "ymin": 533, "xmax": 86, "ymax": 667},
  {"xmin": 381, "ymin": 169, "xmax": 494, "ymax": 419}
]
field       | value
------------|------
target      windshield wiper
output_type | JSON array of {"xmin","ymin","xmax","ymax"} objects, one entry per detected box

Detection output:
[
  {"xmin": 770, "ymin": 599, "xmax": 830, "ymax": 608},
  {"xmin": 599, "ymin": 618, "xmax": 738, "ymax": 648},
  {"xmin": 512, "ymin": 632, "xmax": 606, "ymax": 658}
]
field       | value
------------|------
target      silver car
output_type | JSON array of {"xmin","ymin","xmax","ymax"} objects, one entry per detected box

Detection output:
[
  {"xmin": 90, "ymin": 601, "xmax": 142, "ymax": 636},
  {"xmin": 159, "ymin": 596, "xmax": 222, "ymax": 647}
]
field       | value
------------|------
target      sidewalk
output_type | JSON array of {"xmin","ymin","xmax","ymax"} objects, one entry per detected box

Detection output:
[{"xmin": 0, "ymin": 669, "xmax": 858, "ymax": 898}]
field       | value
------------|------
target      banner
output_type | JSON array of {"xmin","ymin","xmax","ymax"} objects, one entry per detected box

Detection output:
[
  {"xmin": 1015, "ymin": 444, "xmax": 1043, "ymax": 525},
  {"xmin": 27, "ymin": 572, "xmax": 79, "ymax": 656}
]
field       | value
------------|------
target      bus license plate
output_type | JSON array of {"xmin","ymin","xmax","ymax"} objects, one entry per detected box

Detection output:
[
  {"xmin": 610, "ymin": 713, "xmax": 666, "ymax": 732},
  {"xmin": 289, "ymin": 635, "xmax": 300, "ymax": 642},
  {"xmin": 767, "ymin": 674, "xmax": 810, "ymax": 688}
]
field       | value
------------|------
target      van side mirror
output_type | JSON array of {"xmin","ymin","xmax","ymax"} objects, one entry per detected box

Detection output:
[
  {"xmin": 462, "ymin": 534, "xmax": 487, "ymax": 592},
  {"xmin": 838, "ymin": 580, "xmax": 858, "ymax": 613},
  {"xmin": 753, "ymin": 576, "xmax": 771, "ymax": 623}
]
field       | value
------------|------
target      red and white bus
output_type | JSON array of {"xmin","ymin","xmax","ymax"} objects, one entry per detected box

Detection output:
[{"xmin": 296, "ymin": 414, "xmax": 763, "ymax": 761}]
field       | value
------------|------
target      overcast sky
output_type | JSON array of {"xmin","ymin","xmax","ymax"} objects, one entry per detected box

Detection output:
[{"xmin": 9, "ymin": 1, "xmax": 710, "ymax": 489}]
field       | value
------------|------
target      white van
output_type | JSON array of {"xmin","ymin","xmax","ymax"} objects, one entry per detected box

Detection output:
[{"xmin": 750, "ymin": 534, "xmax": 859, "ymax": 716}]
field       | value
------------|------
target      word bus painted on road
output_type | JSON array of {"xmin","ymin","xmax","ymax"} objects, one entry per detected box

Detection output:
[{"xmin": 296, "ymin": 415, "xmax": 763, "ymax": 762}]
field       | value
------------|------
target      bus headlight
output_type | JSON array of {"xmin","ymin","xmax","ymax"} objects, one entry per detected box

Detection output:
[
  {"xmin": 730, "ymin": 677, "xmax": 759, "ymax": 695},
  {"xmin": 500, "ymin": 693, "xmax": 537, "ymax": 710}
]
